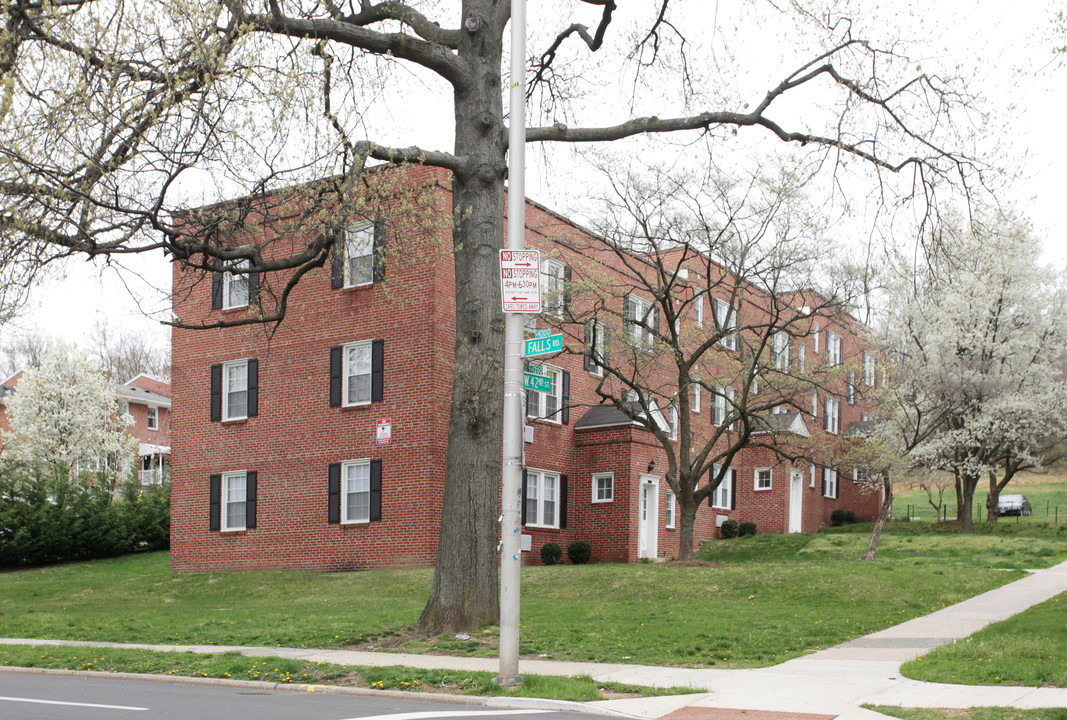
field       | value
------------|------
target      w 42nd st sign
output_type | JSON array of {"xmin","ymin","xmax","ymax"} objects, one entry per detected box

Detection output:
[{"xmin": 500, "ymin": 249, "xmax": 541, "ymax": 313}]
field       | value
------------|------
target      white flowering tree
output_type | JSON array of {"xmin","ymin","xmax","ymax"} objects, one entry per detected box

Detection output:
[
  {"xmin": 883, "ymin": 214, "xmax": 1067, "ymax": 532},
  {"xmin": 4, "ymin": 342, "xmax": 136, "ymax": 490}
]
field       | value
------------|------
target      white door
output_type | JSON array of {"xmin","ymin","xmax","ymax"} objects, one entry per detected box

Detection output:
[
  {"xmin": 638, "ymin": 475, "xmax": 659, "ymax": 559},
  {"xmin": 789, "ymin": 470, "xmax": 804, "ymax": 533}
]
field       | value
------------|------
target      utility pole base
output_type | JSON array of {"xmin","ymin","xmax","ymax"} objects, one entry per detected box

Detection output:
[{"xmin": 492, "ymin": 675, "xmax": 523, "ymax": 689}]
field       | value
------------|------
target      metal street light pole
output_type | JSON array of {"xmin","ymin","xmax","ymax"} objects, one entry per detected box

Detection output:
[{"xmin": 495, "ymin": 0, "xmax": 526, "ymax": 689}]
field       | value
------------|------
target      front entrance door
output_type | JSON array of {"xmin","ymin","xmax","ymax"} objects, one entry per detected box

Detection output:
[
  {"xmin": 789, "ymin": 469, "xmax": 804, "ymax": 533},
  {"xmin": 638, "ymin": 475, "xmax": 659, "ymax": 559}
]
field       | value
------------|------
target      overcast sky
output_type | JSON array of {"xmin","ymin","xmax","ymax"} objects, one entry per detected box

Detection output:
[{"xmin": 10, "ymin": 1, "xmax": 1065, "ymax": 350}]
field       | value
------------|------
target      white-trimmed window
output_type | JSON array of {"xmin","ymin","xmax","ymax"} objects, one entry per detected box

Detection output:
[
  {"xmin": 863, "ymin": 352, "xmax": 876, "ymax": 386},
  {"xmin": 822, "ymin": 467, "xmax": 838, "ymax": 498},
  {"xmin": 343, "ymin": 222, "xmax": 375, "ymax": 287},
  {"xmin": 592, "ymin": 472, "xmax": 614, "ymax": 503},
  {"xmin": 343, "ymin": 341, "xmax": 373, "ymax": 406},
  {"xmin": 341, "ymin": 459, "xmax": 371, "ymax": 523},
  {"xmin": 542, "ymin": 259, "xmax": 566, "ymax": 317},
  {"xmin": 754, "ymin": 467, "xmax": 772, "ymax": 491},
  {"xmin": 809, "ymin": 463, "xmax": 816, "ymax": 488},
  {"xmin": 772, "ymin": 404, "xmax": 790, "ymax": 415},
  {"xmin": 713, "ymin": 298, "xmax": 737, "ymax": 350},
  {"xmin": 625, "ymin": 293, "xmax": 656, "ymax": 348},
  {"xmin": 827, "ymin": 331, "xmax": 843, "ymax": 367},
  {"xmin": 222, "ymin": 471, "xmax": 247, "ymax": 531},
  {"xmin": 223, "ymin": 259, "xmax": 251, "ymax": 309},
  {"xmin": 223, "ymin": 360, "xmax": 249, "ymax": 421},
  {"xmin": 798, "ymin": 343, "xmax": 806, "ymax": 373},
  {"xmin": 854, "ymin": 467, "xmax": 869, "ymax": 485},
  {"xmin": 811, "ymin": 390, "xmax": 819, "ymax": 418},
  {"xmin": 773, "ymin": 332, "xmax": 791, "ymax": 371},
  {"xmin": 526, "ymin": 365, "xmax": 563, "ymax": 423},
  {"xmin": 666, "ymin": 491, "xmax": 676, "ymax": 528},
  {"xmin": 861, "ymin": 411, "xmax": 872, "ymax": 422},
  {"xmin": 691, "ymin": 379, "xmax": 702, "ymax": 413},
  {"xmin": 813, "ymin": 321, "xmax": 821, "ymax": 354},
  {"xmin": 711, "ymin": 464, "xmax": 732, "ymax": 509},
  {"xmin": 712, "ymin": 385, "xmax": 735, "ymax": 427},
  {"xmin": 525, "ymin": 469, "xmax": 559, "ymax": 528},
  {"xmin": 847, "ymin": 371, "xmax": 857, "ymax": 404},
  {"xmin": 825, "ymin": 396, "xmax": 841, "ymax": 434},
  {"xmin": 146, "ymin": 406, "xmax": 158, "ymax": 430},
  {"xmin": 694, "ymin": 296, "xmax": 704, "ymax": 327},
  {"xmin": 668, "ymin": 402, "xmax": 678, "ymax": 441},
  {"xmin": 585, "ymin": 320, "xmax": 607, "ymax": 376}
]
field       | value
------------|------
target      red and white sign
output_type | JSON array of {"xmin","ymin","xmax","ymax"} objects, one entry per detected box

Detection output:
[
  {"xmin": 376, "ymin": 418, "xmax": 392, "ymax": 445},
  {"xmin": 499, "ymin": 249, "xmax": 541, "ymax": 313}
]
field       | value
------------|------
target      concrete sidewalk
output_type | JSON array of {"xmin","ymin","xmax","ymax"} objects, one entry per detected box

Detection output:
[{"xmin": 5, "ymin": 560, "xmax": 1067, "ymax": 719}]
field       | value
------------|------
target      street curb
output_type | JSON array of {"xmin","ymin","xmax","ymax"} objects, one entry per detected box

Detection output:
[{"xmin": 0, "ymin": 665, "xmax": 626, "ymax": 716}]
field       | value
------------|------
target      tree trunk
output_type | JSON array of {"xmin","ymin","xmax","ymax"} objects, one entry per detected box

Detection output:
[
  {"xmin": 418, "ymin": 4, "xmax": 508, "ymax": 634},
  {"xmin": 985, "ymin": 469, "xmax": 1000, "ymax": 523},
  {"xmin": 864, "ymin": 473, "xmax": 893, "ymax": 561},
  {"xmin": 958, "ymin": 471, "xmax": 979, "ymax": 533},
  {"xmin": 677, "ymin": 496, "xmax": 698, "ymax": 561},
  {"xmin": 954, "ymin": 469, "xmax": 964, "ymax": 522}
]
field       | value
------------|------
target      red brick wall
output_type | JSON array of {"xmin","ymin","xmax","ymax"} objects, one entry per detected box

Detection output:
[{"xmin": 170, "ymin": 165, "xmax": 883, "ymax": 572}]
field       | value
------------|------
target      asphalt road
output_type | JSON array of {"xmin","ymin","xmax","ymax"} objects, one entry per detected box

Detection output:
[{"xmin": 0, "ymin": 672, "xmax": 599, "ymax": 720}]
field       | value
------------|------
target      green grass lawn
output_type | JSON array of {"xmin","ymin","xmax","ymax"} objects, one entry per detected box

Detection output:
[
  {"xmin": 869, "ymin": 707, "xmax": 1067, "ymax": 720},
  {"xmin": 3, "ymin": 518, "xmax": 1066, "ymax": 670},
  {"xmin": 900, "ymin": 591, "xmax": 1067, "ymax": 687},
  {"xmin": 894, "ymin": 470, "xmax": 1067, "ymax": 525},
  {"xmin": 0, "ymin": 644, "xmax": 687, "ymax": 700}
]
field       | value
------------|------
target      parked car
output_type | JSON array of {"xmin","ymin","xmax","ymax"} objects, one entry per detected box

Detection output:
[{"xmin": 998, "ymin": 494, "xmax": 1032, "ymax": 516}]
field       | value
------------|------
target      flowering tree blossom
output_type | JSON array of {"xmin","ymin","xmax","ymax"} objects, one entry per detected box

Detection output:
[
  {"xmin": 883, "ymin": 215, "xmax": 1067, "ymax": 532},
  {"xmin": 4, "ymin": 342, "xmax": 136, "ymax": 490}
]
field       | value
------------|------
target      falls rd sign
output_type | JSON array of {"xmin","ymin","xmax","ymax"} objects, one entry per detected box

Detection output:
[
  {"xmin": 500, "ymin": 249, "xmax": 541, "ymax": 313},
  {"xmin": 524, "ymin": 334, "xmax": 563, "ymax": 357}
]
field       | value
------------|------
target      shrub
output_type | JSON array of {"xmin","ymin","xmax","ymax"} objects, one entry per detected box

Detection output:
[
  {"xmin": 720, "ymin": 519, "xmax": 739, "ymax": 539},
  {"xmin": 567, "ymin": 540, "xmax": 592, "ymax": 564},
  {"xmin": 540, "ymin": 541, "xmax": 563, "ymax": 565},
  {"xmin": 739, "ymin": 521, "xmax": 757, "ymax": 537},
  {"xmin": 831, "ymin": 509, "xmax": 857, "ymax": 526}
]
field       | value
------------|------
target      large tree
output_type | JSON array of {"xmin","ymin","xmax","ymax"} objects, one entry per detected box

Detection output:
[
  {"xmin": 883, "ymin": 214, "xmax": 1067, "ymax": 532},
  {"xmin": 0, "ymin": 1, "xmax": 981, "ymax": 630},
  {"xmin": 547, "ymin": 163, "xmax": 857, "ymax": 560}
]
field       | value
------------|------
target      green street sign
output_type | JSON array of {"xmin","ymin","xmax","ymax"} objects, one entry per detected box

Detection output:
[
  {"xmin": 523, "ymin": 372, "xmax": 553, "ymax": 393},
  {"xmin": 524, "ymin": 333, "xmax": 563, "ymax": 357},
  {"xmin": 534, "ymin": 328, "xmax": 552, "ymax": 339}
]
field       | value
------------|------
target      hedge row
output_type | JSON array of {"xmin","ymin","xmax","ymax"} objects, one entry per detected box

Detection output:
[{"xmin": 0, "ymin": 462, "xmax": 170, "ymax": 567}]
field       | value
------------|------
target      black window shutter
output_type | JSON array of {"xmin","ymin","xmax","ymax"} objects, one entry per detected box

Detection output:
[
  {"xmin": 525, "ymin": 388, "xmax": 533, "ymax": 416},
  {"xmin": 246, "ymin": 359, "xmax": 259, "ymax": 417},
  {"xmin": 370, "ymin": 459, "xmax": 382, "ymax": 522},
  {"xmin": 329, "ymin": 347, "xmax": 342, "ymax": 407},
  {"xmin": 245, "ymin": 471, "xmax": 257, "ymax": 529},
  {"xmin": 372, "ymin": 220, "xmax": 386, "ymax": 282},
  {"xmin": 209, "ymin": 474, "xmax": 221, "ymax": 531},
  {"xmin": 210, "ymin": 364, "xmax": 222, "ymax": 422},
  {"xmin": 331, "ymin": 235, "xmax": 344, "ymax": 289},
  {"xmin": 211, "ymin": 272, "xmax": 223, "ymax": 309},
  {"xmin": 248, "ymin": 272, "xmax": 260, "ymax": 305},
  {"xmin": 731, "ymin": 469, "xmax": 737, "ymax": 510},
  {"xmin": 562, "ymin": 266, "xmax": 572, "ymax": 312},
  {"xmin": 602, "ymin": 327, "xmax": 610, "ymax": 367},
  {"xmin": 821, "ymin": 467, "xmax": 827, "ymax": 496},
  {"xmin": 561, "ymin": 371, "xmax": 571, "ymax": 425},
  {"xmin": 584, "ymin": 322, "xmax": 595, "ymax": 372},
  {"xmin": 328, "ymin": 463, "xmax": 341, "ymax": 524},
  {"xmin": 708, "ymin": 466, "xmax": 715, "ymax": 507},
  {"xmin": 651, "ymin": 305, "xmax": 660, "ymax": 334},
  {"xmin": 559, "ymin": 474, "xmax": 568, "ymax": 529},
  {"xmin": 371, "ymin": 340, "xmax": 384, "ymax": 402},
  {"xmin": 521, "ymin": 470, "xmax": 528, "ymax": 525}
]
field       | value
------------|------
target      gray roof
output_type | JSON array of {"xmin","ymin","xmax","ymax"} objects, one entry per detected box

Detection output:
[
  {"xmin": 574, "ymin": 404, "xmax": 640, "ymax": 430},
  {"xmin": 751, "ymin": 411, "xmax": 811, "ymax": 437},
  {"xmin": 844, "ymin": 419, "xmax": 881, "ymax": 438}
]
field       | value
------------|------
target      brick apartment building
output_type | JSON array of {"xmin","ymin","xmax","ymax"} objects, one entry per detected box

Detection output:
[
  {"xmin": 0, "ymin": 370, "xmax": 171, "ymax": 483},
  {"xmin": 169, "ymin": 164, "xmax": 881, "ymax": 572}
]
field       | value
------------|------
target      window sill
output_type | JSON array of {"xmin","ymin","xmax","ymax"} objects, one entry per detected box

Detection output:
[
  {"xmin": 341, "ymin": 402, "xmax": 373, "ymax": 411},
  {"xmin": 754, "ymin": 487, "xmax": 772, "ymax": 492},
  {"xmin": 523, "ymin": 525, "xmax": 560, "ymax": 531},
  {"xmin": 526, "ymin": 417, "xmax": 562, "ymax": 426},
  {"xmin": 342, "ymin": 282, "xmax": 374, "ymax": 291},
  {"xmin": 219, "ymin": 529, "xmax": 247, "ymax": 535},
  {"xmin": 591, "ymin": 499, "xmax": 614, "ymax": 504},
  {"xmin": 222, "ymin": 417, "xmax": 248, "ymax": 425}
]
